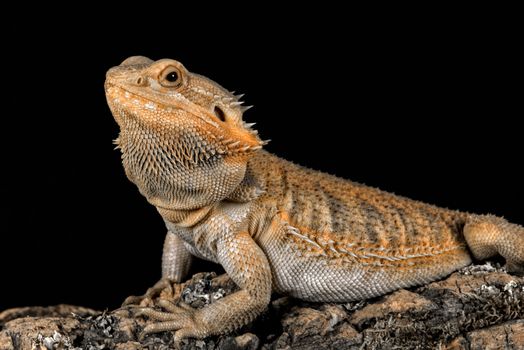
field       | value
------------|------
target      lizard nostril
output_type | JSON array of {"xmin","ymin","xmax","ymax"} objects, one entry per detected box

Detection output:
[{"xmin": 136, "ymin": 77, "xmax": 145, "ymax": 85}]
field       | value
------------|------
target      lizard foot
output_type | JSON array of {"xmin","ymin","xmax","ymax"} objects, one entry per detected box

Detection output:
[
  {"xmin": 122, "ymin": 278, "xmax": 182, "ymax": 307},
  {"xmin": 136, "ymin": 299, "xmax": 208, "ymax": 342}
]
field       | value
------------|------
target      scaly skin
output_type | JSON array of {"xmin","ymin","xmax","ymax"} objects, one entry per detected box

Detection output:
[{"xmin": 104, "ymin": 56, "xmax": 524, "ymax": 341}]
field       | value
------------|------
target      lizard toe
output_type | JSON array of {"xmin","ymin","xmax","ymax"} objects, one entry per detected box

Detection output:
[
  {"xmin": 157, "ymin": 299, "xmax": 193, "ymax": 313},
  {"xmin": 138, "ymin": 309, "xmax": 205, "ymax": 341},
  {"xmin": 122, "ymin": 295, "xmax": 154, "ymax": 307},
  {"xmin": 122, "ymin": 278, "xmax": 175, "ymax": 307},
  {"xmin": 134, "ymin": 307, "xmax": 181, "ymax": 321}
]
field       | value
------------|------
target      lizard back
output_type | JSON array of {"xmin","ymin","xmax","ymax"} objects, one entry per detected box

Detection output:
[{"xmin": 251, "ymin": 151, "xmax": 469, "ymax": 268}]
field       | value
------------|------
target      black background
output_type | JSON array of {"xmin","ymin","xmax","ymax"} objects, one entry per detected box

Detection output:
[{"xmin": 1, "ymin": 9, "xmax": 521, "ymax": 311}]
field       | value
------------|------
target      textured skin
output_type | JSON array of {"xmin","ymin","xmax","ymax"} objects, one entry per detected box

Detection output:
[{"xmin": 104, "ymin": 56, "xmax": 524, "ymax": 341}]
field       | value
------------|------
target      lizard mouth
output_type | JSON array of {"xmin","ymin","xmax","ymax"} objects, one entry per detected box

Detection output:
[
  {"xmin": 105, "ymin": 84, "xmax": 159, "ymax": 109},
  {"xmin": 105, "ymin": 83, "xmax": 225, "ymax": 130}
]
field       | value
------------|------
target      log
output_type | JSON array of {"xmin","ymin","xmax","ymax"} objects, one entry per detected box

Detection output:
[{"xmin": 1, "ymin": 263, "xmax": 522, "ymax": 350}]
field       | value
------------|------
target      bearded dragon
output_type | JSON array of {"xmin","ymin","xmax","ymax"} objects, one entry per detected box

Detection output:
[{"xmin": 104, "ymin": 56, "xmax": 524, "ymax": 342}]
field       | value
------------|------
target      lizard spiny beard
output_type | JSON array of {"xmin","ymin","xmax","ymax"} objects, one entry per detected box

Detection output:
[{"xmin": 115, "ymin": 111, "xmax": 248, "ymax": 210}]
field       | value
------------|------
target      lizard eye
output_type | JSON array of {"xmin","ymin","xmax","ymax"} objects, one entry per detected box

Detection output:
[
  {"xmin": 166, "ymin": 71, "xmax": 178, "ymax": 82},
  {"xmin": 160, "ymin": 67, "xmax": 182, "ymax": 87}
]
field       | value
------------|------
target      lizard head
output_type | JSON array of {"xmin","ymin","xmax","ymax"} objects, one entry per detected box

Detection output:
[{"xmin": 105, "ymin": 56, "xmax": 264, "ymax": 210}]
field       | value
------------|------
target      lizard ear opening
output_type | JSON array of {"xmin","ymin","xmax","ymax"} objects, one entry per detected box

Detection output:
[{"xmin": 214, "ymin": 106, "xmax": 226, "ymax": 122}]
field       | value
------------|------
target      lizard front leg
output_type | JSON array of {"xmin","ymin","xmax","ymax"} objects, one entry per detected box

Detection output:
[
  {"xmin": 123, "ymin": 231, "xmax": 193, "ymax": 306},
  {"xmin": 137, "ymin": 230, "xmax": 272, "ymax": 341}
]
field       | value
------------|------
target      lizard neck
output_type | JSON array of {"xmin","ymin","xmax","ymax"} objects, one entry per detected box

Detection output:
[{"xmin": 157, "ymin": 205, "xmax": 214, "ymax": 228}]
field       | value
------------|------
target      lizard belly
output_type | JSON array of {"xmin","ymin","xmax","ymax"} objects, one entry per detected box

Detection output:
[
  {"xmin": 262, "ymin": 239, "xmax": 392, "ymax": 301},
  {"xmin": 259, "ymin": 231, "xmax": 472, "ymax": 302}
]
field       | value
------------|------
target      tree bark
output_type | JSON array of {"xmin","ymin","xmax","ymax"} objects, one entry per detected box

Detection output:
[{"xmin": 1, "ymin": 263, "xmax": 523, "ymax": 350}]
